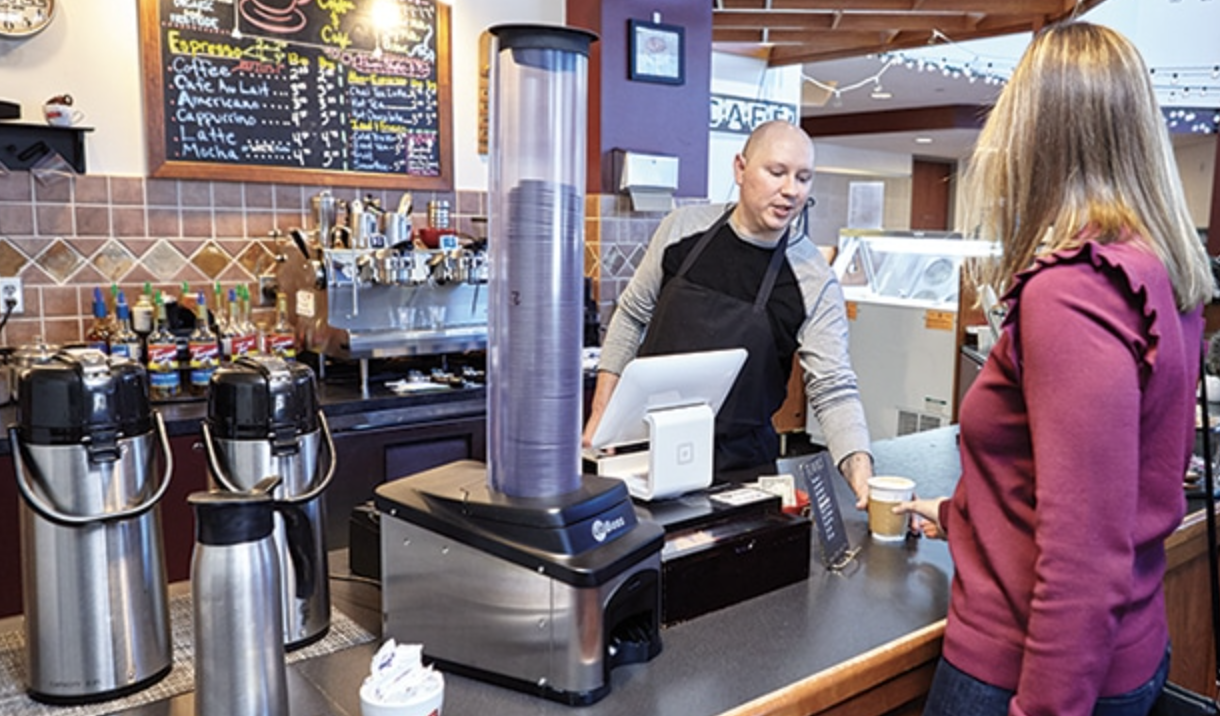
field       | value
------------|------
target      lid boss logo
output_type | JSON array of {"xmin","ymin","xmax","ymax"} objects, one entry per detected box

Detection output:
[{"xmin": 591, "ymin": 516, "xmax": 627, "ymax": 543}]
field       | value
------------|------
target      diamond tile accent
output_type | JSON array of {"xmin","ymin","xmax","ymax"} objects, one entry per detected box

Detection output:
[
  {"xmin": 191, "ymin": 241, "xmax": 232, "ymax": 278},
  {"xmin": 236, "ymin": 242, "xmax": 274, "ymax": 276},
  {"xmin": 17, "ymin": 263, "xmax": 53, "ymax": 285},
  {"xmin": 602, "ymin": 244, "xmax": 628, "ymax": 277},
  {"xmin": 92, "ymin": 240, "xmax": 136, "ymax": 282},
  {"xmin": 38, "ymin": 239, "xmax": 84, "ymax": 283},
  {"xmin": 143, "ymin": 242, "xmax": 187, "ymax": 281},
  {"xmin": 0, "ymin": 241, "xmax": 28, "ymax": 276}
]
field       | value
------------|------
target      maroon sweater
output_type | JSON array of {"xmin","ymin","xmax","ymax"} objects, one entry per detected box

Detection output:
[{"xmin": 940, "ymin": 240, "xmax": 1202, "ymax": 716}]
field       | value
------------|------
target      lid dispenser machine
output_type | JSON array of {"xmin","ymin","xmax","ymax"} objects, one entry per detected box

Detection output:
[{"xmin": 375, "ymin": 25, "xmax": 664, "ymax": 705}]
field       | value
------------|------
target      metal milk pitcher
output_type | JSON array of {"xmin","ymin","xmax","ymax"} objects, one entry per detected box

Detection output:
[
  {"xmin": 190, "ymin": 477, "xmax": 289, "ymax": 716},
  {"xmin": 202, "ymin": 355, "xmax": 336, "ymax": 649},
  {"xmin": 10, "ymin": 348, "xmax": 173, "ymax": 704}
]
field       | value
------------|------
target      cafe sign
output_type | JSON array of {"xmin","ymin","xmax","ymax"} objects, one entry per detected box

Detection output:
[{"xmin": 709, "ymin": 94, "xmax": 799, "ymax": 135}]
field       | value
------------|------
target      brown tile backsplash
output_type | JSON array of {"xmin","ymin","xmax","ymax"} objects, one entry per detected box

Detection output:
[
  {"xmin": 0, "ymin": 172, "xmax": 653, "ymax": 347},
  {"xmin": 35, "ymin": 204, "xmax": 73, "ymax": 236},
  {"xmin": 0, "ymin": 203, "xmax": 34, "ymax": 235},
  {"xmin": 145, "ymin": 178, "xmax": 178, "ymax": 207},
  {"xmin": 179, "ymin": 181, "xmax": 212, "ymax": 207},
  {"xmin": 0, "ymin": 173, "xmax": 32, "ymax": 202},
  {"xmin": 74, "ymin": 176, "xmax": 109, "ymax": 204},
  {"xmin": 113, "ymin": 207, "xmax": 148, "ymax": 237},
  {"xmin": 111, "ymin": 177, "xmax": 145, "ymax": 205},
  {"xmin": 74, "ymin": 205, "xmax": 111, "ymax": 236}
]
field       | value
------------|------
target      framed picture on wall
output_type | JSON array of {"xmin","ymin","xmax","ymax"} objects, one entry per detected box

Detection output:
[{"xmin": 628, "ymin": 19, "xmax": 684, "ymax": 85}]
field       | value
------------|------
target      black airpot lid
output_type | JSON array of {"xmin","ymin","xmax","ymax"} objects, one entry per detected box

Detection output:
[
  {"xmin": 17, "ymin": 348, "xmax": 152, "ymax": 446},
  {"xmin": 206, "ymin": 355, "xmax": 318, "ymax": 441}
]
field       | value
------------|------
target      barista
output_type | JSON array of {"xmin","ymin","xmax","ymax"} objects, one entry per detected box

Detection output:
[{"xmin": 583, "ymin": 121, "xmax": 873, "ymax": 507}]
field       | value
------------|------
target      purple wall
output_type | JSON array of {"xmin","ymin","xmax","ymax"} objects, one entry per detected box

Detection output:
[{"xmin": 568, "ymin": 0, "xmax": 711, "ymax": 198}]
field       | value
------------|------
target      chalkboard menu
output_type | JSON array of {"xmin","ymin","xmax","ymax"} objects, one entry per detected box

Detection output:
[{"xmin": 138, "ymin": 0, "xmax": 452, "ymax": 189}]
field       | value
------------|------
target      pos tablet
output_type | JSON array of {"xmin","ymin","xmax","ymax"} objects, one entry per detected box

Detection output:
[{"xmin": 587, "ymin": 348, "xmax": 747, "ymax": 500}]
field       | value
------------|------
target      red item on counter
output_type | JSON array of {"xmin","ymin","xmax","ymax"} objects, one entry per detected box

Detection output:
[{"xmin": 416, "ymin": 227, "xmax": 457, "ymax": 249}]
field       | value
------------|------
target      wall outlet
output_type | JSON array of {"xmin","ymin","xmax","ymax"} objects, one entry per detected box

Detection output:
[{"xmin": 0, "ymin": 277, "xmax": 23, "ymax": 314}]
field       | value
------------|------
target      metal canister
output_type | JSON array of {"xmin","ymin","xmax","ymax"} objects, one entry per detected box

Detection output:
[
  {"xmin": 202, "ymin": 355, "xmax": 336, "ymax": 649},
  {"xmin": 11, "ymin": 348, "xmax": 173, "ymax": 703},
  {"xmin": 190, "ymin": 481, "xmax": 289, "ymax": 716}
]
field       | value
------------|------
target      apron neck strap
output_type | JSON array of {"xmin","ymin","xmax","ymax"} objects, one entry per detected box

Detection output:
[
  {"xmin": 753, "ymin": 229, "xmax": 789, "ymax": 313},
  {"xmin": 675, "ymin": 206, "xmax": 735, "ymax": 278},
  {"xmin": 675, "ymin": 205, "xmax": 791, "ymax": 314}
]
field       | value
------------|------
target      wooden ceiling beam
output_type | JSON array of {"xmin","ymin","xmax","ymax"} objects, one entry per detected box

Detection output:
[
  {"xmin": 801, "ymin": 104, "xmax": 990, "ymax": 137},
  {"xmin": 710, "ymin": 0, "xmax": 1110, "ymax": 65},
  {"xmin": 713, "ymin": 11, "xmax": 980, "ymax": 33}
]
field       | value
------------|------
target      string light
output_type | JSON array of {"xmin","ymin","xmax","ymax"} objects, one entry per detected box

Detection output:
[{"xmin": 800, "ymin": 29, "xmax": 1220, "ymax": 135}]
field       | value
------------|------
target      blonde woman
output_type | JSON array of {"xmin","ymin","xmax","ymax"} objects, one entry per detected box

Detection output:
[{"xmin": 898, "ymin": 22, "xmax": 1213, "ymax": 716}]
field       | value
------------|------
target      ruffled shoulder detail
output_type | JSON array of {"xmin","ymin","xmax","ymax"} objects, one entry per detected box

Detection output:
[{"xmin": 1002, "ymin": 240, "xmax": 1163, "ymax": 379}]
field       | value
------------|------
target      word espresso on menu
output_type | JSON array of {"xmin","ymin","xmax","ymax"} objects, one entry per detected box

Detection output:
[{"xmin": 158, "ymin": 0, "xmax": 442, "ymax": 176}]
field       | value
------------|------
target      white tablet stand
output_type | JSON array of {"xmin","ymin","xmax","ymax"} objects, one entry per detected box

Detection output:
[{"xmin": 592, "ymin": 402, "xmax": 715, "ymax": 501}]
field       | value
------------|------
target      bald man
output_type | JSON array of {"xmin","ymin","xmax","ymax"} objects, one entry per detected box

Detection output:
[{"xmin": 584, "ymin": 120, "xmax": 873, "ymax": 508}]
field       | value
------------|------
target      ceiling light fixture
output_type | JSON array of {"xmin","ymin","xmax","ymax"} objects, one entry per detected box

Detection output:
[{"xmin": 914, "ymin": 137, "xmax": 934, "ymax": 144}]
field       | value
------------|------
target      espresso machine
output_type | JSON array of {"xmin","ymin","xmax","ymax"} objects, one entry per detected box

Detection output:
[
  {"xmin": 375, "ymin": 25, "xmax": 664, "ymax": 706},
  {"xmin": 275, "ymin": 188, "xmax": 490, "ymax": 368},
  {"xmin": 10, "ymin": 349, "xmax": 174, "ymax": 704}
]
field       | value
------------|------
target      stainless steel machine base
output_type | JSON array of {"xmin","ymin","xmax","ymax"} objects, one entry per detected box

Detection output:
[{"xmin": 376, "ymin": 463, "xmax": 664, "ymax": 705}]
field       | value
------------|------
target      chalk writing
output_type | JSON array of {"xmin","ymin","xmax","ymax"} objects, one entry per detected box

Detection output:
[{"xmin": 153, "ymin": 0, "xmax": 443, "ymax": 177}]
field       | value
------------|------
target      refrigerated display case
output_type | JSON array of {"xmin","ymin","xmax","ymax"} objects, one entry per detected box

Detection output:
[{"xmin": 808, "ymin": 230, "xmax": 999, "ymax": 442}]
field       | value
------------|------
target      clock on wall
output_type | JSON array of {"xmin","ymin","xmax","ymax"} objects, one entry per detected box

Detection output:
[{"xmin": 0, "ymin": 0, "xmax": 55, "ymax": 39}]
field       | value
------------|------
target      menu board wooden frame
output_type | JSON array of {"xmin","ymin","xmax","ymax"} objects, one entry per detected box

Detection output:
[{"xmin": 138, "ymin": 0, "xmax": 453, "ymax": 190}]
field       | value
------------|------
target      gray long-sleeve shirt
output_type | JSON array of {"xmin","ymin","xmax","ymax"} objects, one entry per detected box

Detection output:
[{"xmin": 598, "ymin": 203, "xmax": 872, "ymax": 467}]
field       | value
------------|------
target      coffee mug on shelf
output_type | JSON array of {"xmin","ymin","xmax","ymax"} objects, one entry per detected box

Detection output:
[{"xmin": 44, "ymin": 96, "xmax": 84, "ymax": 127}]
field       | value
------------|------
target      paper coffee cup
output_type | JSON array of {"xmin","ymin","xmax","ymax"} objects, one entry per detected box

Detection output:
[
  {"xmin": 359, "ymin": 671, "xmax": 444, "ymax": 716},
  {"xmin": 867, "ymin": 476, "xmax": 915, "ymax": 542}
]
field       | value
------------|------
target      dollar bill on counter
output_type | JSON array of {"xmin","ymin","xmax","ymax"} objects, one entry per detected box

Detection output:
[{"xmin": 755, "ymin": 474, "xmax": 797, "ymax": 508}]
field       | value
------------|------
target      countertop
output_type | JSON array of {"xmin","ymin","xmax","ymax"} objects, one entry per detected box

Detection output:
[{"xmin": 68, "ymin": 428, "xmax": 964, "ymax": 716}]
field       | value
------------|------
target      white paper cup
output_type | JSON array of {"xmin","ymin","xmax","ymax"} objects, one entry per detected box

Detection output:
[
  {"xmin": 867, "ymin": 476, "xmax": 915, "ymax": 542},
  {"xmin": 359, "ymin": 671, "xmax": 444, "ymax": 716}
]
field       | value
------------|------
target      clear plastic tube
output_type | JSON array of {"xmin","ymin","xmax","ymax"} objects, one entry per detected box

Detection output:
[{"xmin": 486, "ymin": 26, "xmax": 594, "ymax": 498}]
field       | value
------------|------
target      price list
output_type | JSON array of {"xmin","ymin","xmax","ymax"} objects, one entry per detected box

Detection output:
[{"xmin": 143, "ymin": 0, "xmax": 448, "ymax": 184}]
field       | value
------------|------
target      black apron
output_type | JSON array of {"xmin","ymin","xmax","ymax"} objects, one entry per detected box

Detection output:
[{"xmin": 638, "ymin": 208, "xmax": 792, "ymax": 481}]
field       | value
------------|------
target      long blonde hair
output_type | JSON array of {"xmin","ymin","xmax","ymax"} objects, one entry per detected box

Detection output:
[{"xmin": 962, "ymin": 22, "xmax": 1212, "ymax": 311}]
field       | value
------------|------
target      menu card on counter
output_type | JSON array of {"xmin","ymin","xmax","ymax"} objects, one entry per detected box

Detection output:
[
  {"xmin": 798, "ymin": 453, "xmax": 852, "ymax": 569},
  {"xmin": 138, "ymin": 0, "xmax": 452, "ymax": 189}
]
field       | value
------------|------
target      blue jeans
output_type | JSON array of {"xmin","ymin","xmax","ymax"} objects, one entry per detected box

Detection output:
[{"xmin": 923, "ymin": 648, "xmax": 1169, "ymax": 716}]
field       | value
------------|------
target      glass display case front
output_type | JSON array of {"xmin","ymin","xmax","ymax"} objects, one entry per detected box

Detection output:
[{"xmin": 833, "ymin": 229, "xmax": 998, "ymax": 309}]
